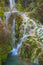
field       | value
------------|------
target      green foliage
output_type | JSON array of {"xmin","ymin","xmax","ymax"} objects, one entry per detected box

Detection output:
[
  {"xmin": 17, "ymin": 4, "xmax": 23, "ymax": 11},
  {"xmin": 0, "ymin": 0, "xmax": 43, "ymax": 64},
  {"xmin": 15, "ymin": 16, "xmax": 22, "ymax": 44},
  {"xmin": 0, "ymin": 1, "xmax": 4, "ymax": 7},
  {"xmin": 29, "ymin": 1, "xmax": 43, "ymax": 23},
  {"xmin": 29, "ymin": 2, "xmax": 37, "ymax": 11},
  {"xmin": 0, "ymin": 0, "xmax": 4, "ymax": 20},
  {"xmin": 8, "ymin": 13, "xmax": 22, "ymax": 45},
  {"xmin": 0, "ymin": 10, "xmax": 4, "ymax": 19},
  {"xmin": 0, "ymin": 55, "xmax": 2, "ymax": 65}
]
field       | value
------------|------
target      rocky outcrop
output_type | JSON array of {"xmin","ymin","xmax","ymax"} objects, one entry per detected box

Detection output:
[
  {"xmin": 0, "ymin": 21, "xmax": 12, "ymax": 64},
  {"xmin": 8, "ymin": 13, "xmax": 22, "ymax": 45},
  {"xmin": 19, "ymin": 35, "xmax": 42, "ymax": 63}
]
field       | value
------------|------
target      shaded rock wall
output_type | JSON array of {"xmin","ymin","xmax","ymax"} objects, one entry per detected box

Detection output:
[{"xmin": 0, "ymin": 21, "xmax": 12, "ymax": 65}]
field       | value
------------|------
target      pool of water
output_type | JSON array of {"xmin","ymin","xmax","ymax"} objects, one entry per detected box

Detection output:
[{"xmin": 2, "ymin": 53, "xmax": 39, "ymax": 65}]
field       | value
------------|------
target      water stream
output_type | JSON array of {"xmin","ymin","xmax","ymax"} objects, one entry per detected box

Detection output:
[
  {"xmin": 5, "ymin": 0, "xmax": 37, "ymax": 56},
  {"xmin": 3, "ymin": 55, "xmax": 38, "ymax": 65},
  {"xmin": 11, "ymin": 13, "xmax": 37, "ymax": 56},
  {"xmin": 4, "ymin": 0, "xmax": 39, "ymax": 65},
  {"xmin": 12, "ymin": 19, "xmax": 16, "ymax": 47},
  {"xmin": 9, "ymin": 0, "xmax": 15, "ymax": 9}
]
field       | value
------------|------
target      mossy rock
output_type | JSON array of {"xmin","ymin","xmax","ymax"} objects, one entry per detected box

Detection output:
[
  {"xmin": 8, "ymin": 13, "xmax": 22, "ymax": 45},
  {"xmin": 19, "ymin": 35, "xmax": 42, "ymax": 63}
]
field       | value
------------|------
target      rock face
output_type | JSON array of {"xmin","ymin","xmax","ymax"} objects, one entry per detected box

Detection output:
[
  {"xmin": 0, "ymin": 21, "xmax": 12, "ymax": 64},
  {"xmin": 8, "ymin": 13, "xmax": 22, "ymax": 45},
  {"xmin": 19, "ymin": 36, "xmax": 42, "ymax": 63}
]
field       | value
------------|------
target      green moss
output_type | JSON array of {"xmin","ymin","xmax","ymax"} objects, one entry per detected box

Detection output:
[
  {"xmin": 17, "ymin": 4, "xmax": 23, "ymax": 11},
  {"xmin": 0, "ymin": 1, "xmax": 4, "ymax": 7},
  {"xmin": 29, "ymin": 2, "xmax": 37, "ymax": 11},
  {"xmin": 0, "ymin": 10, "xmax": 4, "ymax": 19},
  {"xmin": 1, "ymin": 54, "xmax": 7, "ymax": 61},
  {"xmin": 0, "ymin": 61, "xmax": 2, "ymax": 65}
]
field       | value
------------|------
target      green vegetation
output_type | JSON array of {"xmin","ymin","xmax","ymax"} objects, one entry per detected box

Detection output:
[
  {"xmin": 0, "ymin": 0, "xmax": 43, "ymax": 65},
  {"xmin": 16, "ymin": 0, "xmax": 43, "ymax": 23},
  {"xmin": 17, "ymin": 4, "xmax": 23, "ymax": 11},
  {"xmin": 0, "ymin": 10, "xmax": 4, "ymax": 20},
  {"xmin": 8, "ymin": 13, "xmax": 22, "ymax": 45},
  {"xmin": 19, "ymin": 35, "xmax": 42, "ymax": 63},
  {"xmin": 15, "ymin": 15, "xmax": 22, "ymax": 44},
  {"xmin": 0, "ymin": 0, "xmax": 4, "ymax": 20}
]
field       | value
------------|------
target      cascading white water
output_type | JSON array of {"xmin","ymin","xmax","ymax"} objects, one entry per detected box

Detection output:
[
  {"xmin": 12, "ymin": 19, "xmax": 16, "ymax": 47},
  {"xmin": 9, "ymin": 0, "xmax": 13, "ymax": 9},
  {"xmin": 11, "ymin": 33, "xmax": 34, "ymax": 56},
  {"xmin": 9, "ymin": 0, "xmax": 15, "ymax": 9},
  {"xmin": 5, "ymin": 0, "xmax": 37, "ymax": 56},
  {"xmin": 6, "ymin": 16, "xmax": 8, "ymax": 34},
  {"xmin": 5, "ymin": 11, "xmax": 12, "ymax": 34},
  {"xmin": 5, "ymin": 12, "xmax": 10, "ymax": 34},
  {"xmin": 22, "ymin": 13, "xmax": 37, "ymax": 35},
  {"xmin": 5, "ymin": 0, "xmax": 16, "ymax": 34},
  {"xmin": 11, "ymin": 13, "xmax": 37, "ymax": 56},
  {"xmin": 5, "ymin": 12, "xmax": 37, "ymax": 56}
]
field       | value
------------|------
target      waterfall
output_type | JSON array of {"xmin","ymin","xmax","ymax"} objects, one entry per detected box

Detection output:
[
  {"xmin": 5, "ymin": 11, "xmax": 11, "ymax": 34},
  {"xmin": 5, "ymin": 12, "xmax": 9, "ymax": 34},
  {"xmin": 5, "ymin": 0, "xmax": 37, "ymax": 56},
  {"xmin": 12, "ymin": 19, "xmax": 16, "ymax": 47},
  {"xmin": 5, "ymin": 11, "xmax": 37, "ymax": 56},
  {"xmin": 4, "ymin": 1, "xmax": 43, "ymax": 64},
  {"xmin": 11, "ymin": 33, "xmax": 34, "ymax": 56},
  {"xmin": 11, "ymin": 12, "xmax": 37, "ymax": 56},
  {"xmin": 6, "ymin": 16, "xmax": 8, "ymax": 34},
  {"xmin": 9, "ymin": 0, "xmax": 15, "ymax": 9}
]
